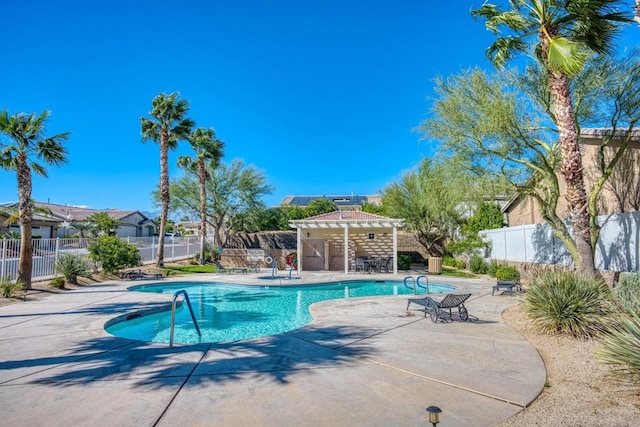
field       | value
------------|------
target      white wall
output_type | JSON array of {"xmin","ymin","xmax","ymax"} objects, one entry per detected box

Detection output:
[{"xmin": 481, "ymin": 211, "xmax": 639, "ymax": 272}]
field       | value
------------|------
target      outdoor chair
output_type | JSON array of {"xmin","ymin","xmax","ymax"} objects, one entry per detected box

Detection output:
[
  {"xmin": 214, "ymin": 260, "xmax": 248, "ymax": 275},
  {"xmin": 492, "ymin": 280, "xmax": 521, "ymax": 296},
  {"xmin": 121, "ymin": 270, "xmax": 163, "ymax": 281},
  {"xmin": 406, "ymin": 293, "xmax": 471, "ymax": 323},
  {"xmin": 380, "ymin": 256, "xmax": 393, "ymax": 273},
  {"xmin": 355, "ymin": 257, "xmax": 366, "ymax": 273}
]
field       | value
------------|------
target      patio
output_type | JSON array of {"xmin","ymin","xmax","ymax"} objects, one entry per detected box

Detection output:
[{"xmin": 0, "ymin": 273, "xmax": 545, "ymax": 426}]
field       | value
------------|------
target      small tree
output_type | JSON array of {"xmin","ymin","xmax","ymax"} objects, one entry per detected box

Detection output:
[
  {"xmin": 304, "ymin": 198, "xmax": 338, "ymax": 217},
  {"xmin": 85, "ymin": 212, "xmax": 120, "ymax": 236},
  {"xmin": 88, "ymin": 236, "xmax": 141, "ymax": 274}
]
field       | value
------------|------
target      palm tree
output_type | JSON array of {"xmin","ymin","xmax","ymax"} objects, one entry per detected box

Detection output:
[
  {"xmin": 472, "ymin": 0, "xmax": 631, "ymax": 274},
  {"xmin": 140, "ymin": 93, "xmax": 194, "ymax": 268},
  {"xmin": 177, "ymin": 127, "xmax": 224, "ymax": 264},
  {"xmin": 0, "ymin": 110, "xmax": 69, "ymax": 288}
]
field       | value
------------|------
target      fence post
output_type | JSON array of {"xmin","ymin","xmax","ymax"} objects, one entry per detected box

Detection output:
[
  {"xmin": 1, "ymin": 238, "xmax": 5, "ymax": 279},
  {"xmin": 522, "ymin": 225, "xmax": 527, "ymax": 263},
  {"xmin": 152, "ymin": 235, "xmax": 156, "ymax": 264}
]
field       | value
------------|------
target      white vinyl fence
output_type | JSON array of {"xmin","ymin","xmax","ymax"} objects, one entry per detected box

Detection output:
[
  {"xmin": 481, "ymin": 211, "xmax": 640, "ymax": 272},
  {"xmin": 0, "ymin": 235, "xmax": 205, "ymax": 282}
]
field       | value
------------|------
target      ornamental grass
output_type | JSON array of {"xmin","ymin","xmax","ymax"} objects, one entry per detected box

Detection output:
[{"xmin": 524, "ymin": 270, "xmax": 612, "ymax": 338}]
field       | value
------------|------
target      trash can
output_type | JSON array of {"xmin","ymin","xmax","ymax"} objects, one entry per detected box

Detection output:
[{"xmin": 428, "ymin": 257, "xmax": 443, "ymax": 274}]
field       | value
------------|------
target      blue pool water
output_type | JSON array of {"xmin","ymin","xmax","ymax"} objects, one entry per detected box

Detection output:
[{"xmin": 105, "ymin": 280, "xmax": 454, "ymax": 344}]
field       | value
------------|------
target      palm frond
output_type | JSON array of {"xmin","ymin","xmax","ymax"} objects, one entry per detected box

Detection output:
[
  {"xmin": 487, "ymin": 36, "xmax": 528, "ymax": 68},
  {"xmin": 547, "ymin": 36, "xmax": 591, "ymax": 75}
]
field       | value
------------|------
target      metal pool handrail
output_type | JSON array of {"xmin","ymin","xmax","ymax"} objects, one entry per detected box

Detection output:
[
  {"xmin": 404, "ymin": 275, "xmax": 417, "ymax": 294},
  {"xmin": 416, "ymin": 275, "xmax": 430, "ymax": 294},
  {"xmin": 170, "ymin": 290, "xmax": 201, "ymax": 347}
]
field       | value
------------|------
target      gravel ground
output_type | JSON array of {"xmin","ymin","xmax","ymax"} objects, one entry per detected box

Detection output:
[{"xmin": 497, "ymin": 302, "xmax": 640, "ymax": 427}]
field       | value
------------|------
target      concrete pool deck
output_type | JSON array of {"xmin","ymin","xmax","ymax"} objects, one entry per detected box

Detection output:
[{"xmin": 0, "ymin": 272, "xmax": 545, "ymax": 426}]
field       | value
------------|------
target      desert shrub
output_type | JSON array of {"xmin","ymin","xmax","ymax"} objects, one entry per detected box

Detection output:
[
  {"xmin": 495, "ymin": 265, "xmax": 520, "ymax": 282},
  {"xmin": 454, "ymin": 259, "xmax": 466, "ymax": 270},
  {"xmin": 443, "ymin": 256, "xmax": 456, "ymax": 267},
  {"xmin": 397, "ymin": 254, "xmax": 411, "ymax": 270},
  {"xmin": 597, "ymin": 312, "xmax": 640, "ymax": 382},
  {"xmin": 1, "ymin": 278, "xmax": 22, "ymax": 298},
  {"xmin": 613, "ymin": 273, "xmax": 640, "ymax": 315},
  {"xmin": 524, "ymin": 270, "xmax": 612, "ymax": 338},
  {"xmin": 50, "ymin": 277, "xmax": 66, "ymax": 289},
  {"xmin": 469, "ymin": 255, "xmax": 487, "ymax": 274},
  {"xmin": 55, "ymin": 253, "xmax": 89, "ymax": 285},
  {"xmin": 487, "ymin": 259, "xmax": 501, "ymax": 277},
  {"xmin": 88, "ymin": 235, "xmax": 141, "ymax": 274}
]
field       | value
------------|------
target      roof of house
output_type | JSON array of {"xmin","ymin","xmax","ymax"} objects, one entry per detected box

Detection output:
[
  {"xmin": 2, "ymin": 201, "xmax": 156, "ymax": 225},
  {"xmin": 280, "ymin": 195, "xmax": 381, "ymax": 207},
  {"xmin": 580, "ymin": 128, "xmax": 640, "ymax": 142}
]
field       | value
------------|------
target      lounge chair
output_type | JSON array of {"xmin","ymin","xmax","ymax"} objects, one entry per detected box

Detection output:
[
  {"xmin": 492, "ymin": 280, "xmax": 521, "ymax": 296},
  {"xmin": 214, "ymin": 260, "xmax": 248, "ymax": 274},
  {"xmin": 406, "ymin": 293, "xmax": 471, "ymax": 323},
  {"xmin": 121, "ymin": 270, "xmax": 163, "ymax": 281}
]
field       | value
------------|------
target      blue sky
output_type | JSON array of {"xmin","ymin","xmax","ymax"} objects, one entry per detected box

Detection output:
[{"xmin": 1, "ymin": 1, "xmax": 639, "ymax": 214}]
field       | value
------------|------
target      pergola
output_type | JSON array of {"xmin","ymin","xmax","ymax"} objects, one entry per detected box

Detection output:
[{"xmin": 289, "ymin": 210, "xmax": 405, "ymax": 274}]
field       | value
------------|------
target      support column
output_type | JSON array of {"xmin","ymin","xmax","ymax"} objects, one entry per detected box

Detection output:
[
  {"xmin": 393, "ymin": 225, "xmax": 398, "ymax": 274},
  {"xmin": 297, "ymin": 227, "xmax": 302, "ymax": 274},
  {"xmin": 344, "ymin": 225, "xmax": 349, "ymax": 274}
]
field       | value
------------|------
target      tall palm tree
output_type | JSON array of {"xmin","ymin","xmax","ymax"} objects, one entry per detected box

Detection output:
[
  {"xmin": 177, "ymin": 127, "xmax": 224, "ymax": 264},
  {"xmin": 472, "ymin": 0, "xmax": 631, "ymax": 274},
  {"xmin": 0, "ymin": 110, "xmax": 69, "ymax": 288},
  {"xmin": 140, "ymin": 93, "xmax": 194, "ymax": 268}
]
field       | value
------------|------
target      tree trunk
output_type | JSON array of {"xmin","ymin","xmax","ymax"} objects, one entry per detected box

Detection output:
[
  {"xmin": 547, "ymin": 72, "xmax": 596, "ymax": 274},
  {"xmin": 156, "ymin": 131, "xmax": 170, "ymax": 268},
  {"xmin": 537, "ymin": 31, "xmax": 596, "ymax": 275},
  {"xmin": 198, "ymin": 158, "xmax": 207, "ymax": 264},
  {"xmin": 16, "ymin": 156, "xmax": 33, "ymax": 289}
]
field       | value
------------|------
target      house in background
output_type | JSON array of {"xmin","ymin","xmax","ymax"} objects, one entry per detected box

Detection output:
[
  {"xmin": 280, "ymin": 194, "xmax": 381, "ymax": 210},
  {"xmin": 0, "ymin": 201, "xmax": 157, "ymax": 238},
  {"xmin": 503, "ymin": 128, "xmax": 640, "ymax": 226},
  {"xmin": 0, "ymin": 203, "xmax": 62, "ymax": 238}
]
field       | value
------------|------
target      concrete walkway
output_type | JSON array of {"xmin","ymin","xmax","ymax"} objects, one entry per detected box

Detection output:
[{"xmin": 0, "ymin": 273, "xmax": 545, "ymax": 426}]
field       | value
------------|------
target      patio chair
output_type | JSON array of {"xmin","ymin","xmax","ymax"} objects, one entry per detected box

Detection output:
[
  {"xmin": 214, "ymin": 260, "xmax": 248, "ymax": 274},
  {"xmin": 492, "ymin": 280, "xmax": 521, "ymax": 296},
  {"xmin": 355, "ymin": 257, "xmax": 366, "ymax": 273},
  {"xmin": 379, "ymin": 256, "xmax": 393, "ymax": 273},
  {"xmin": 406, "ymin": 293, "xmax": 471, "ymax": 323}
]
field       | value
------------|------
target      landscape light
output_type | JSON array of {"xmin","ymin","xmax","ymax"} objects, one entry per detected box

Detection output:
[{"xmin": 426, "ymin": 406, "xmax": 441, "ymax": 427}]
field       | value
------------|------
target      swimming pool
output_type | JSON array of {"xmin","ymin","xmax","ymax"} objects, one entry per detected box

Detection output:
[{"xmin": 105, "ymin": 280, "xmax": 455, "ymax": 344}]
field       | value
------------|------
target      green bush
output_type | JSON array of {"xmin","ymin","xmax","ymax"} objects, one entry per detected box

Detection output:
[
  {"xmin": 613, "ymin": 273, "xmax": 640, "ymax": 315},
  {"xmin": 487, "ymin": 259, "xmax": 501, "ymax": 277},
  {"xmin": 88, "ymin": 235, "xmax": 141, "ymax": 274},
  {"xmin": 1, "ymin": 278, "xmax": 22, "ymax": 298},
  {"xmin": 50, "ymin": 277, "xmax": 66, "ymax": 289},
  {"xmin": 495, "ymin": 265, "xmax": 520, "ymax": 282},
  {"xmin": 524, "ymin": 270, "xmax": 612, "ymax": 338},
  {"xmin": 397, "ymin": 254, "xmax": 411, "ymax": 270},
  {"xmin": 454, "ymin": 259, "xmax": 467, "ymax": 270},
  {"xmin": 55, "ymin": 253, "xmax": 89, "ymax": 285},
  {"xmin": 469, "ymin": 256, "xmax": 487, "ymax": 274},
  {"xmin": 443, "ymin": 256, "xmax": 457, "ymax": 267},
  {"xmin": 597, "ymin": 312, "xmax": 640, "ymax": 383}
]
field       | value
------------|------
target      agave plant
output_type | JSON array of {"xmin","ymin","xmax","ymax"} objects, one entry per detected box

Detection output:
[
  {"xmin": 55, "ymin": 253, "xmax": 89, "ymax": 285},
  {"xmin": 524, "ymin": 270, "xmax": 612, "ymax": 338},
  {"xmin": 598, "ymin": 312, "xmax": 640, "ymax": 382}
]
